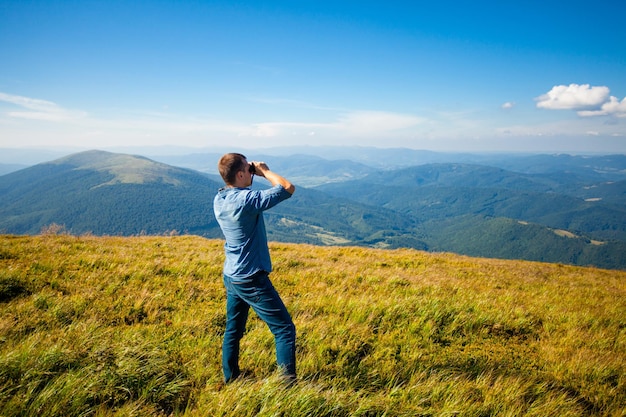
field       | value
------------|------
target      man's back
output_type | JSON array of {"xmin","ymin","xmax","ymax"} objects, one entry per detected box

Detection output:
[{"xmin": 214, "ymin": 185, "xmax": 291, "ymax": 279}]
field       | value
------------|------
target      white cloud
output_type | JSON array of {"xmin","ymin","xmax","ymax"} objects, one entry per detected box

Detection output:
[
  {"xmin": 0, "ymin": 92, "xmax": 87, "ymax": 122},
  {"xmin": 535, "ymin": 84, "xmax": 610, "ymax": 110},
  {"xmin": 501, "ymin": 102, "xmax": 515, "ymax": 109},
  {"xmin": 535, "ymin": 84, "xmax": 626, "ymax": 119},
  {"xmin": 578, "ymin": 96, "xmax": 626, "ymax": 118}
]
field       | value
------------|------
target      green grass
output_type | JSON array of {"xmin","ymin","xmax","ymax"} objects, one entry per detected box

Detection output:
[{"xmin": 1, "ymin": 234, "xmax": 625, "ymax": 416}]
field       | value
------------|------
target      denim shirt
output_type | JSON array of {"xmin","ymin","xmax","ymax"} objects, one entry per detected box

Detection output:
[{"xmin": 213, "ymin": 184, "xmax": 292, "ymax": 280}]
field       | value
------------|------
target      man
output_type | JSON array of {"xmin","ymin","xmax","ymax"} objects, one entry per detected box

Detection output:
[{"xmin": 213, "ymin": 153, "xmax": 297, "ymax": 384}]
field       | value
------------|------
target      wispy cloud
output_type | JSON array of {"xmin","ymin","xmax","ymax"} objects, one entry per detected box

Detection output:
[
  {"xmin": 336, "ymin": 111, "xmax": 425, "ymax": 134},
  {"xmin": 535, "ymin": 84, "xmax": 626, "ymax": 118},
  {"xmin": 0, "ymin": 92, "xmax": 429, "ymax": 148},
  {"xmin": 0, "ymin": 92, "xmax": 87, "ymax": 122},
  {"xmin": 245, "ymin": 95, "xmax": 347, "ymax": 112},
  {"xmin": 1, "ymin": 90, "xmax": 622, "ymax": 151},
  {"xmin": 251, "ymin": 110, "xmax": 425, "ymax": 138}
]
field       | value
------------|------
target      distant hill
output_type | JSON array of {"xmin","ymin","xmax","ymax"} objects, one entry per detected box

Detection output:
[
  {"xmin": 0, "ymin": 150, "xmax": 223, "ymax": 236},
  {"xmin": 482, "ymin": 153, "xmax": 626, "ymax": 180},
  {"xmin": 318, "ymin": 163, "xmax": 626, "ymax": 237},
  {"xmin": 148, "ymin": 146, "xmax": 626, "ymax": 177},
  {"xmin": 317, "ymin": 163, "xmax": 626, "ymax": 270},
  {"xmin": 0, "ymin": 150, "xmax": 425, "ymax": 249},
  {"xmin": 152, "ymin": 152, "xmax": 377, "ymax": 187},
  {"xmin": 1, "ymin": 150, "xmax": 624, "ymax": 269}
]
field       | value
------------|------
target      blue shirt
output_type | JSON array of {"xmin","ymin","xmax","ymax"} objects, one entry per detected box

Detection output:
[{"xmin": 213, "ymin": 184, "xmax": 292, "ymax": 280}]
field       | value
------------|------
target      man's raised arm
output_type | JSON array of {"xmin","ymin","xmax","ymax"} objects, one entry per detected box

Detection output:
[{"xmin": 251, "ymin": 162, "xmax": 295, "ymax": 195}]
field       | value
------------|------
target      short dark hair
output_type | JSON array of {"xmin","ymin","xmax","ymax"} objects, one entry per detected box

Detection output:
[{"xmin": 218, "ymin": 153, "xmax": 247, "ymax": 185}]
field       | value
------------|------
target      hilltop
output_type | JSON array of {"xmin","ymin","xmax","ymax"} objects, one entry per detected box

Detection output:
[
  {"xmin": 0, "ymin": 234, "xmax": 624, "ymax": 416},
  {"xmin": 0, "ymin": 150, "xmax": 223, "ymax": 236}
]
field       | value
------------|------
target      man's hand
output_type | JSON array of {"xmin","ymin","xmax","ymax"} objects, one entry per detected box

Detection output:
[
  {"xmin": 250, "ymin": 161, "xmax": 295, "ymax": 195},
  {"xmin": 250, "ymin": 161, "xmax": 270, "ymax": 178}
]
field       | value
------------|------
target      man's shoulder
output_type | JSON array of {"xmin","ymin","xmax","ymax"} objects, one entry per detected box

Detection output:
[
  {"xmin": 216, "ymin": 186, "xmax": 250, "ymax": 196},
  {"xmin": 215, "ymin": 185, "xmax": 289, "ymax": 207},
  {"xmin": 216, "ymin": 187, "xmax": 264, "ymax": 207}
]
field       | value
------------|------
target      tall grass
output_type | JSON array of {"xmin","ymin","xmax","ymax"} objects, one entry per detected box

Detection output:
[{"xmin": 1, "ymin": 235, "xmax": 624, "ymax": 416}]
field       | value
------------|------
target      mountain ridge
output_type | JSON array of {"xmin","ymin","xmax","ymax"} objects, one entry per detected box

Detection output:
[
  {"xmin": 1, "ymin": 149, "xmax": 624, "ymax": 270},
  {"xmin": 0, "ymin": 150, "xmax": 222, "ymax": 236}
]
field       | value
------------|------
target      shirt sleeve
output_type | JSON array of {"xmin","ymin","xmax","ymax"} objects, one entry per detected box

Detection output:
[{"xmin": 245, "ymin": 184, "xmax": 292, "ymax": 212}]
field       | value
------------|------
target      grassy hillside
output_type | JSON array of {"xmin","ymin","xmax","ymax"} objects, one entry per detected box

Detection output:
[{"xmin": 1, "ymin": 235, "xmax": 624, "ymax": 416}]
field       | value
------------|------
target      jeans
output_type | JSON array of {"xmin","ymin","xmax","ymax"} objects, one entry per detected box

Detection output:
[{"xmin": 222, "ymin": 271, "xmax": 296, "ymax": 383}]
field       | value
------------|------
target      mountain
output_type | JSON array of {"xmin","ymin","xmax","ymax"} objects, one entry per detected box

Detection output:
[
  {"xmin": 147, "ymin": 146, "xmax": 626, "ymax": 175},
  {"xmin": 0, "ymin": 150, "xmax": 223, "ymax": 236},
  {"xmin": 317, "ymin": 163, "xmax": 626, "ymax": 238},
  {"xmin": 0, "ymin": 150, "xmax": 424, "ymax": 249},
  {"xmin": 1, "ymin": 150, "xmax": 624, "ymax": 270},
  {"xmin": 316, "ymin": 163, "xmax": 626, "ymax": 269},
  {"xmin": 481, "ymin": 153, "xmax": 626, "ymax": 180}
]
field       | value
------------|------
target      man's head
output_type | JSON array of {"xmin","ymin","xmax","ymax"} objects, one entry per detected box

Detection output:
[{"xmin": 218, "ymin": 153, "xmax": 252, "ymax": 186}]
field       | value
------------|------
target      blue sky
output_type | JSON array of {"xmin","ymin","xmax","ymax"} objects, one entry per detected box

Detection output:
[{"xmin": 1, "ymin": 0, "xmax": 625, "ymax": 153}]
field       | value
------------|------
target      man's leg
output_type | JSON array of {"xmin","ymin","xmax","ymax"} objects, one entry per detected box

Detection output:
[
  {"xmin": 222, "ymin": 276, "xmax": 250, "ymax": 383},
  {"xmin": 248, "ymin": 273, "xmax": 296, "ymax": 380}
]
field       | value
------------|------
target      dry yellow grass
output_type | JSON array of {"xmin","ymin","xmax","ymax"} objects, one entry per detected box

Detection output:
[{"xmin": 1, "ymin": 234, "xmax": 624, "ymax": 416}]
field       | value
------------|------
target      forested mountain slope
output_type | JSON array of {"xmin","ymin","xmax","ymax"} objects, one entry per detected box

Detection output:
[{"xmin": 1, "ymin": 150, "xmax": 624, "ymax": 269}]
